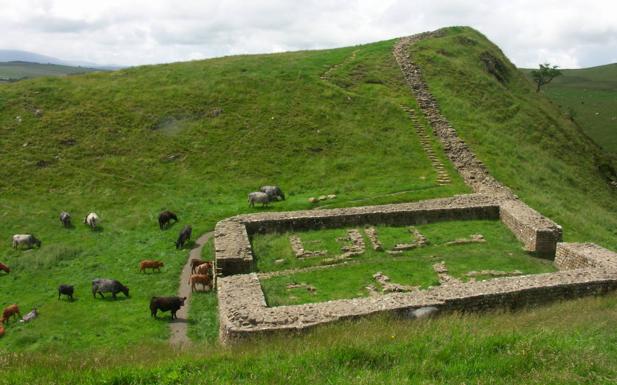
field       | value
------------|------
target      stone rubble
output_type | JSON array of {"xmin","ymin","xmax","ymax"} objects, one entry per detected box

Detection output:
[
  {"xmin": 445, "ymin": 234, "xmax": 486, "ymax": 246},
  {"xmin": 373, "ymin": 272, "xmax": 419, "ymax": 293},
  {"xmin": 364, "ymin": 226, "xmax": 384, "ymax": 251},
  {"xmin": 289, "ymin": 235, "xmax": 327, "ymax": 258},
  {"xmin": 465, "ymin": 270, "xmax": 523, "ymax": 278},
  {"xmin": 433, "ymin": 261, "xmax": 462, "ymax": 285},
  {"xmin": 388, "ymin": 227, "xmax": 428, "ymax": 253}
]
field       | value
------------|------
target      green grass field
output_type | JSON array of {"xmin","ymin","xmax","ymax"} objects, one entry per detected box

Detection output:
[
  {"xmin": 1, "ymin": 26, "xmax": 616, "ymax": 384},
  {"xmin": 521, "ymin": 64, "xmax": 617, "ymax": 154},
  {"xmin": 0, "ymin": 38, "xmax": 467, "ymax": 351},
  {"xmin": 254, "ymin": 220, "xmax": 555, "ymax": 306},
  {"xmin": 0, "ymin": 61, "xmax": 100, "ymax": 82}
]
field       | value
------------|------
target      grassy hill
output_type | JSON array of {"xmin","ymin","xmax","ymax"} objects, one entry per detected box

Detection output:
[
  {"xmin": 521, "ymin": 64, "xmax": 617, "ymax": 154},
  {"xmin": 1, "ymin": 26, "xmax": 617, "ymax": 384},
  {"xmin": 0, "ymin": 61, "xmax": 101, "ymax": 82}
]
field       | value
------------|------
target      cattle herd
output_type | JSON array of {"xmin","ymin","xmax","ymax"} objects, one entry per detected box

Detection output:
[{"xmin": 1, "ymin": 186, "xmax": 284, "ymax": 339}]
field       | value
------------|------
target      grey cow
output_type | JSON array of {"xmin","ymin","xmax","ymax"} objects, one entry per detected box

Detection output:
[
  {"xmin": 248, "ymin": 191, "xmax": 270, "ymax": 208},
  {"xmin": 92, "ymin": 279, "xmax": 129, "ymax": 299},
  {"xmin": 260, "ymin": 185, "xmax": 285, "ymax": 201}
]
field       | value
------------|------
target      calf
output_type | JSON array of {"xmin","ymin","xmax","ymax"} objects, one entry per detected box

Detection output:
[
  {"xmin": 189, "ymin": 274, "xmax": 212, "ymax": 292},
  {"xmin": 84, "ymin": 212, "xmax": 100, "ymax": 230},
  {"xmin": 158, "ymin": 210, "xmax": 178, "ymax": 229},
  {"xmin": 140, "ymin": 260, "xmax": 164, "ymax": 273},
  {"xmin": 175, "ymin": 225, "xmax": 192, "ymax": 249},
  {"xmin": 59, "ymin": 211, "xmax": 71, "ymax": 228},
  {"xmin": 92, "ymin": 279, "xmax": 129, "ymax": 299},
  {"xmin": 150, "ymin": 296, "xmax": 186, "ymax": 320},
  {"xmin": 12, "ymin": 234, "xmax": 41, "ymax": 249},
  {"xmin": 195, "ymin": 261, "xmax": 213, "ymax": 276},
  {"xmin": 190, "ymin": 258, "xmax": 204, "ymax": 274},
  {"xmin": 58, "ymin": 284, "xmax": 74, "ymax": 301},
  {"xmin": 0, "ymin": 263, "xmax": 9, "ymax": 274},
  {"xmin": 1, "ymin": 304, "xmax": 21, "ymax": 324}
]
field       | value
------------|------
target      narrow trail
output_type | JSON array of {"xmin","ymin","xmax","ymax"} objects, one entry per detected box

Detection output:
[{"xmin": 169, "ymin": 231, "xmax": 213, "ymax": 347}]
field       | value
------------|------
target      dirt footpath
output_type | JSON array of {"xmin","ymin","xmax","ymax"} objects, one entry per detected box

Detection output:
[{"xmin": 169, "ymin": 232, "xmax": 213, "ymax": 347}]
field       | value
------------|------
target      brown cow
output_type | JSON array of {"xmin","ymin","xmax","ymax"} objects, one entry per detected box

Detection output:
[
  {"xmin": 190, "ymin": 258, "xmax": 204, "ymax": 274},
  {"xmin": 140, "ymin": 260, "xmax": 164, "ymax": 273},
  {"xmin": 0, "ymin": 263, "xmax": 9, "ymax": 274},
  {"xmin": 189, "ymin": 274, "xmax": 212, "ymax": 292},
  {"xmin": 0, "ymin": 325, "xmax": 4, "ymax": 337},
  {"xmin": 1, "ymin": 304, "xmax": 21, "ymax": 324},
  {"xmin": 195, "ymin": 261, "xmax": 213, "ymax": 276}
]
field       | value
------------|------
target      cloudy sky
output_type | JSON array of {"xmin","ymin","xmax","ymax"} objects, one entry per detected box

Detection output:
[{"xmin": 1, "ymin": 0, "xmax": 616, "ymax": 68}]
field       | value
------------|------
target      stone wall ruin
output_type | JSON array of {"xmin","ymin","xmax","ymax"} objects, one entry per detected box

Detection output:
[{"xmin": 213, "ymin": 30, "xmax": 617, "ymax": 343}]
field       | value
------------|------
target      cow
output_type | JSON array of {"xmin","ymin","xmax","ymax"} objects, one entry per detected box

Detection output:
[
  {"xmin": 58, "ymin": 284, "xmax": 74, "ymax": 301},
  {"xmin": 140, "ymin": 260, "xmax": 164, "ymax": 273},
  {"xmin": 248, "ymin": 191, "xmax": 270, "ymax": 208},
  {"xmin": 158, "ymin": 210, "xmax": 178, "ymax": 229},
  {"xmin": 189, "ymin": 274, "xmax": 212, "ymax": 292},
  {"xmin": 195, "ymin": 261, "xmax": 213, "ymax": 276},
  {"xmin": 60, "ymin": 211, "xmax": 71, "ymax": 228},
  {"xmin": 84, "ymin": 212, "xmax": 100, "ymax": 230},
  {"xmin": 0, "ymin": 263, "xmax": 9, "ymax": 274},
  {"xmin": 1, "ymin": 304, "xmax": 21, "ymax": 324},
  {"xmin": 92, "ymin": 279, "xmax": 129, "ymax": 299},
  {"xmin": 176, "ymin": 225, "xmax": 192, "ymax": 249},
  {"xmin": 150, "ymin": 296, "xmax": 186, "ymax": 320},
  {"xmin": 12, "ymin": 234, "xmax": 41, "ymax": 249},
  {"xmin": 0, "ymin": 325, "xmax": 4, "ymax": 337},
  {"xmin": 260, "ymin": 185, "xmax": 285, "ymax": 201},
  {"xmin": 190, "ymin": 258, "xmax": 205, "ymax": 274}
]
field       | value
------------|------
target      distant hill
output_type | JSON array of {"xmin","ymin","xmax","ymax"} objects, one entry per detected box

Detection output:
[
  {"xmin": 0, "ymin": 49, "xmax": 64, "ymax": 64},
  {"xmin": 0, "ymin": 61, "xmax": 101, "ymax": 82},
  {"xmin": 521, "ymin": 63, "xmax": 617, "ymax": 154}
]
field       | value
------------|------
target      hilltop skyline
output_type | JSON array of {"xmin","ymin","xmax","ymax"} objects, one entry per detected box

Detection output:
[{"xmin": 1, "ymin": 0, "xmax": 616, "ymax": 68}]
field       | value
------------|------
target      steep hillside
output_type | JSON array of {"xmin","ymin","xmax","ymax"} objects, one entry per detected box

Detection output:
[
  {"xmin": 0, "ymin": 39, "xmax": 466, "ymax": 351},
  {"xmin": 521, "ymin": 64, "xmax": 617, "ymax": 154},
  {"xmin": 1, "ymin": 26, "xmax": 617, "ymax": 384},
  {"xmin": 408, "ymin": 27, "xmax": 617, "ymax": 250}
]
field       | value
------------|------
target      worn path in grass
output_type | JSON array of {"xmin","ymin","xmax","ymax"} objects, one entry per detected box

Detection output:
[{"xmin": 170, "ymin": 232, "xmax": 213, "ymax": 346}]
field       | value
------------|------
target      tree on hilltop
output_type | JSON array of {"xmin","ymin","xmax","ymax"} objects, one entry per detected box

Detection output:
[{"xmin": 531, "ymin": 63, "xmax": 562, "ymax": 92}]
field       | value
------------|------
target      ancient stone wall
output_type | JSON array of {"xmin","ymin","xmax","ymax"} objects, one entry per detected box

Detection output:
[
  {"xmin": 212, "ymin": 30, "xmax": 617, "ymax": 344},
  {"xmin": 393, "ymin": 32, "xmax": 562, "ymax": 256},
  {"xmin": 555, "ymin": 243, "xmax": 617, "ymax": 271},
  {"xmin": 217, "ymin": 267, "xmax": 617, "ymax": 343}
]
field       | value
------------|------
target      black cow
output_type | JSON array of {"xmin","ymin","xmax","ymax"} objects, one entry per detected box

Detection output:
[
  {"xmin": 92, "ymin": 279, "xmax": 129, "ymax": 299},
  {"xmin": 158, "ymin": 210, "xmax": 178, "ymax": 229},
  {"xmin": 175, "ymin": 225, "xmax": 192, "ymax": 249},
  {"xmin": 150, "ymin": 296, "xmax": 186, "ymax": 319},
  {"xmin": 58, "ymin": 284, "xmax": 74, "ymax": 301}
]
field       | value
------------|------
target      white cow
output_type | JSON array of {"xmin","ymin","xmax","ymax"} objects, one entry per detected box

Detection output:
[
  {"xmin": 12, "ymin": 234, "xmax": 41, "ymax": 249},
  {"xmin": 84, "ymin": 212, "xmax": 100, "ymax": 230}
]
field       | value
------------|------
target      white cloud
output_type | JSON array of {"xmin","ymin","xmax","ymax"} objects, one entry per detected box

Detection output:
[{"xmin": 0, "ymin": 0, "xmax": 615, "ymax": 67}]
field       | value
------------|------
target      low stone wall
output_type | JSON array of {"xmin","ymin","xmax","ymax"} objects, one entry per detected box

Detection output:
[
  {"xmin": 218, "ymin": 267, "xmax": 617, "ymax": 343},
  {"xmin": 555, "ymin": 243, "xmax": 617, "ymax": 271},
  {"xmin": 215, "ymin": 220, "xmax": 253, "ymax": 275},
  {"xmin": 499, "ymin": 200, "xmax": 562, "ymax": 256}
]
